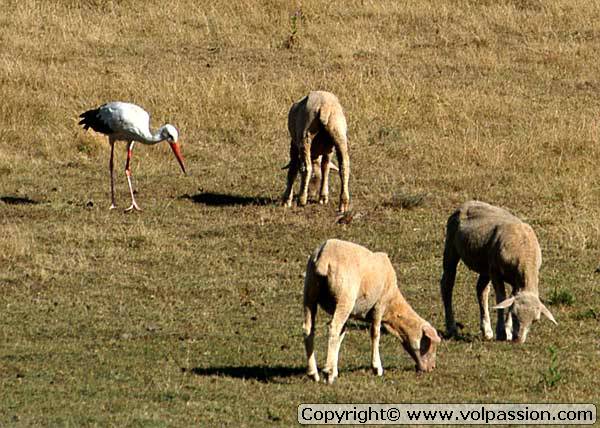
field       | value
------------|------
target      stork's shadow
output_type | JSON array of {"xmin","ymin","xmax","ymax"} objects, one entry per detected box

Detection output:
[
  {"xmin": 185, "ymin": 365, "xmax": 305, "ymax": 382},
  {"xmin": 181, "ymin": 192, "xmax": 276, "ymax": 207}
]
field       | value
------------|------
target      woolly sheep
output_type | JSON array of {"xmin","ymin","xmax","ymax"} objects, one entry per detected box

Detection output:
[
  {"xmin": 303, "ymin": 239, "xmax": 440, "ymax": 384},
  {"xmin": 440, "ymin": 200, "xmax": 557, "ymax": 343},
  {"xmin": 282, "ymin": 91, "xmax": 350, "ymax": 213}
]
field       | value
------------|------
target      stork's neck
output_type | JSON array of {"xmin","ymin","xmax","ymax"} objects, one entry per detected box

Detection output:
[{"xmin": 138, "ymin": 126, "xmax": 169, "ymax": 145}]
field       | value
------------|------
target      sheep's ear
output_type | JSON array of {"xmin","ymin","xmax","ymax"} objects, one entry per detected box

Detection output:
[
  {"xmin": 423, "ymin": 324, "xmax": 441, "ymax": 343},
  {"xmin": 540, "ymin": 303, "xmax": 558, "ymax": 325},
  {"xmin": 493, "ymin": 296, "xmax": 515, "ymax": 310}
]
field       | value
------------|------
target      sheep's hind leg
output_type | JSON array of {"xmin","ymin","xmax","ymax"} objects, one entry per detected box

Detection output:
[
  {"xmin": 302, "ymin": 263, "xmax": 321, "ymax": 381},
  {"xmin": 283, "ymin": 142, "xmax": 299, "ymax": 208},
  {"xmin": 323, "ymin": 307, "xmax": 351, "ymax": 384},
  {"xmin": 298, "ymin": 135, "xmax": 313, "ymax": 207},
  {"xmin": 303, "ymin": 302, "xmax": 320, "ymax": 382},
  {"xmin": 334, "ymin": 143, "xmax": 350, "ymax": 213}
]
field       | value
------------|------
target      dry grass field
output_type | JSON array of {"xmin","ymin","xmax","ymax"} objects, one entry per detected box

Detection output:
[{"xmin": 1, "ymin": 0, "xmax": 600, "ymax": 425}]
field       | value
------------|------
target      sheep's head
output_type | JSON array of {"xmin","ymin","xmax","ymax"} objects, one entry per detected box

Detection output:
[
  {"xmin": 493, "ymin": 292, "xmax": 557, "ymax": 343},
  {"xmin": 384, "ymin": 316, "xmax": 441, "ymax": 372}
]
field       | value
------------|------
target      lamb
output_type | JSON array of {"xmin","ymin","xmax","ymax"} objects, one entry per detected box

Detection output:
[
  {"xmin": 440, "ymin": 200, "xmax": 557, "ymax": 343},
  {"xmin": 282, "ymin": 91, "xmax": 350, "ymax": 213},
  {"xmin": 303, "ymin": 239, "xmax": 440, "ymax": 384}
]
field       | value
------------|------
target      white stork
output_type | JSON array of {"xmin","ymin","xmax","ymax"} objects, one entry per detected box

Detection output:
[{"xmin": 79, "ymin": 101, "xmax": 187, "ymax": 212}]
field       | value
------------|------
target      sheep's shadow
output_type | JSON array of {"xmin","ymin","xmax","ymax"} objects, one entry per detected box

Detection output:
[
  {"xmin": 1, "ymin": 196, "xmax": 39, "ymax": 205},
  {"xmin": 442, "ymin": 331, "xmax": 478, "ymax": 343},
  {"xmin": 185, "ymin": 365, "xmax": 305, "ymax": 382},
  {"xmin": 181, "ymin": 192, "xmax": 276, "ymax": 207},
  {"xmin": 185, "ymin": 364, "xmax": 413, "ymax": 382}
]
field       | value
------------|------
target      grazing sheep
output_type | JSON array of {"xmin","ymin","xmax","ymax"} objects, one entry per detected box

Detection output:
[
  {"xmin": 283, "ymin": 91, "xmax": 350, "ymax": 213},
  {"xmin": 303, "ymin": 239, "xmax": 440, "ymax": 384},
  {"xmin": 440, "ymin": 200, "xmax": 557, "ymax": 343}
]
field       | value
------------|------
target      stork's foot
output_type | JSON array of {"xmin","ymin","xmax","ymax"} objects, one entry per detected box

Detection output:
[{"xmin": 124, "ymin": 202, "xmax": 142, "ymax": 212}]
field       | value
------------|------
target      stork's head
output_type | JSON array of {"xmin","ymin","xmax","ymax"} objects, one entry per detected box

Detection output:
[
  {"xmin": 161, "ymin": 124, "xmax": 179, "ymax": 143},
  {"xmin": 160, "ymin": 124, "xmax": 186, "ymax": 175}
]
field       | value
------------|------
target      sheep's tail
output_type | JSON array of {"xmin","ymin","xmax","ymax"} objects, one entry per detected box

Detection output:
[
  {"xmin": 311, "ymin": 241, "xmax": 330, "ymax": 277},
  {"xmin": 317, "ymin": 103, "xmax": 348, "ymax": 145},
  {"xmin": 317, "ymin": 104, "xmax": 333, "ymax": 128}
]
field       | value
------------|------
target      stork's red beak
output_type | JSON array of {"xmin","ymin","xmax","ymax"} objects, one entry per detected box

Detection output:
[{"xmin": 169, "ymin": 142, "xmax": 187, "ymax": 175}]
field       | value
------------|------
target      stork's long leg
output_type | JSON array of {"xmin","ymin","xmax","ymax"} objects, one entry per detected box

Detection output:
[
  {"xmin": 109, "ymin": 138, "xmax": 117, "ymax": 209},
  {"xmin": 124, "ymin": 141, "xmax": 141, "ymax": 212}
]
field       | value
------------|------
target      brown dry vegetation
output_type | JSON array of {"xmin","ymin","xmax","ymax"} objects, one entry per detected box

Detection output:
[{"xmin": 1, "ymin": 0, "xmax": 599, "ymax": 425}]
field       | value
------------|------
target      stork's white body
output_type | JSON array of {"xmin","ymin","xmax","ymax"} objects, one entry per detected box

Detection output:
[
  {"xmin": 79, "ymin": 102, "xmax": 186, "ymax": 211},
  {"xmin": 94, "ymin": 102, "xmax": 177, "ymax": 144}
]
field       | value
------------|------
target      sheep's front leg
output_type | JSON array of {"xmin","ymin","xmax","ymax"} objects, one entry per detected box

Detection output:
[
  {"xmin": 308, "ymin": 157, "xmax": 322, "ymax": 200},
  {"xmin": 298, "ymin": 136, "xmax": 313, "ymax": 207},
  {"xmin": 492, "ymin": 275, "xmax": 511, "ymax": 341},
  {"xmin": 440, "ymin": 244, "xmax": 460, "ymax": 337},
  {"xmin": 323, "ymin": 307, "xmax": 351, "ymax": 384},
  {"xmin": 370, "ymin": 313, "xmax": 384, "ymax": 376},
  {"xmin": 319, "ymin": 151, "xmax": 333, "ymax": 205},
  {"xmin": 283, "ymin": 142, "xmax": 299, "ymax": 208},
  {"xmin": 505, "ymin": 308, "xmax": 514, "ymax": 341},
  {"xmin": 476, "ymin": 274, "xmax": 493, "ymax": 340}
]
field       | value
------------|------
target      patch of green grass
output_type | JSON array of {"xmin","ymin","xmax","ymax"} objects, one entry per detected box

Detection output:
[
  {"xmin": 547, "ymin": 288, "xmax": 575, "ymax": 306},
  {"xmin": 284, "ymin": 5, "xmax": 303, "ymax": 49},
  {"xmin": 383, "ymin": 190, "xmax": 428, "ymax": 210},
  {"xmin": 574, "ymin": 308, "xmax": 598, "ymax": 320},
  {"xmin": 539, "ymin": 346, "xmax": 562, "ymax": 390}
]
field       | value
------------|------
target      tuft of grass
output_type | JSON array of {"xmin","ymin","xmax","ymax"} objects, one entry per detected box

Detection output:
[
  {"xmin": 539, "ymin": 346, "xmax": 562, "ymax": 390},
  {"xmin": 574, "ymin": 308, "xmax": 598, "ymax": 320},
  {"xmin": 383, "ymin": 190, "xmax": 428, "ymax": 210},
  {"xmin": 547, "ymin": 288, "xmax": 575, "ymax": 306},
  {"xmin": 284, "ymin": 5, "xmax": 303, "ymax": 49}
]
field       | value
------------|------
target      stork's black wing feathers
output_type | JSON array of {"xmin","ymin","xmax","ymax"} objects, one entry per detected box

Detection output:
[{"xmin": 78, "ymin": 107, "xmax": 113, "ymax": 135}]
